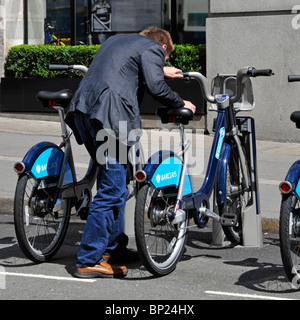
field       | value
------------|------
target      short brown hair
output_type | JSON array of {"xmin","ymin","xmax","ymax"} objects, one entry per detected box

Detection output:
[{"xmin": 139, "ymin": 26, "xmax": 174, "ymax": 55}]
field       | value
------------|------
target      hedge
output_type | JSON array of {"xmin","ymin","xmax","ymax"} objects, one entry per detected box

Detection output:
[
  {"xmin": 167, "ymin": 44, "xmax": 206, "ymax": 75},
  {"xmin": 5, "ymin": 45, "xmax": 100, "ymax": 78},
  {"xmin": 5, "ymin": 43, "xmax": 206, "ymax": 79}
]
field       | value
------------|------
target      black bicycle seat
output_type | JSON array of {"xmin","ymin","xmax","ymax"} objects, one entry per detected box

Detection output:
[
  {"xmin": 157, "ymin": 106, "xmax": 194, "ymax": 125},
  {"xmin": 290, "ymin": 111, "xmax": 300, "ymax": 128},
  {"xmin": 36, "ymin": 89, "xmax": 73, "ymax": 109}
]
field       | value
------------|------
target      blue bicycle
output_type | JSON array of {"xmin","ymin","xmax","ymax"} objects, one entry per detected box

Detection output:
[
  {"xmin": 279, "ymin": 74, "xmax": 300, "ymax": 288},
  {"xmin": 134, "ymin": 67, "xmax": 273, "ymax": 276}
]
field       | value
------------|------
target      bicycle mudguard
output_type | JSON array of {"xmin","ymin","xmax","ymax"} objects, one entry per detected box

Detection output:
[
  {"xmin": 21, "ymin": 141, "xmax": 73, "ymax": 184},
  {"xmin": 283, "ymin": 160, "xmax": 300, "ymax": 197},
  {"xmin": 216, "ymin": 142, "xmax": 232, "ymax": 204},
  {"xmin": 142, "ymin": 150, "xmax": 192, "ymax": 196}
]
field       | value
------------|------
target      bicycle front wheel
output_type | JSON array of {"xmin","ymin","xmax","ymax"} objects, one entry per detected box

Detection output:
[
  {"xmin": 279, "ymin": 194, "xmax": 300, "ymax": 287},
  {"xmin": 14, "ymin": 174, "xmax": 71, "ymax": 263},
  {"xmin": 135, "ymin": 184, "xmax": 188, "ymax": 276}
]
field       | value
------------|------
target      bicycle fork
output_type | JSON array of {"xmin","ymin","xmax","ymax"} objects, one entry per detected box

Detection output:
[{"xmin": 171, "ymin": 124, "xmax": 191, "ymax": 225}]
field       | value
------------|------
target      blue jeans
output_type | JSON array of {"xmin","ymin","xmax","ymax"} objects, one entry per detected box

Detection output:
[{"xmin": 73, "ymin": 111, "xmax": 129, "ymax": 267}]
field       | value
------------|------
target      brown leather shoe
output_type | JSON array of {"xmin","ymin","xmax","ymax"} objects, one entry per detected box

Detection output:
[{"xmin": 74, "ymin": 261, "xmax": 127, "ymax": 278}]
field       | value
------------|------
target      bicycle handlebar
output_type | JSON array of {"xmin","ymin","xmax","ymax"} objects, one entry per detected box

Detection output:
[
  {"xmin": 49, "ymin": 64, "xmax": 88, "ymax": 74},
  {"xmin": 288, "ymin": 75, "xmax": 300, "ymax": 82},
  {"xmin": 181, "ymin": 71, "xmax": 216, "ymax": 103},
  {"xmin": 182, "ymin": 66, "xmax": 273, "ymax": 104},
  {"xmin": 247, "ymin": 67, "xmax": 273, "ymax": 77}
]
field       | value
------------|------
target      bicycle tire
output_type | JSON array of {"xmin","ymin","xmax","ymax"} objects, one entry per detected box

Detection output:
[
  {"xmin": 14, "ymin": 174, "xmax": 71, "ymax": 263},
  {"xmin": 219, "ymin": 144, "xmax": 251, "ymax": 245},
  {"xmin": 279, "ymin": 194, "xmax": 300, "ymax": 287},
  {"xmin": 135, "ymin": 183, "xmax": 188, "ymax": 276}
]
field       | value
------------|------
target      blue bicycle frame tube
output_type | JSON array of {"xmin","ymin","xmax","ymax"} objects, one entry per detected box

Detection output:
[
  {"xmin": 200, "ymin": 109, "xmax": 227, "ymax": 197},
  {"xmin": 182, "ymin": 109, "xmax": 229, "ymax": 210},
  {"xmin": 217, "ymin": 142, "xmax": 232, "ymax": 204}
]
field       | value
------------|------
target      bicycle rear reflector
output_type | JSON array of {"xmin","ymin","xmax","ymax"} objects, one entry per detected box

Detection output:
[
  {"xmin": 49, "ymin": 100, "xmax": 56, "ymax": 107},
  {"xmin": 279, "ymin": 181, "xmax": 292, "ymax": 194},
  {"xmin": 14, "ymin": 162, "xmax": 25, "ymax": 174},
  {"xmin": 135, "ymin": 170, "xmax": 147, "ymax": 182}
]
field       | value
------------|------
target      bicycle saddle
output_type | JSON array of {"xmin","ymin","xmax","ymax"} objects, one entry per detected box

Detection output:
[
  {"xmin": 36, "ymin": 89, "xmax": 73, "ymax": 109},
  {"xmin": 157, "ymin": 106, "xmax": 194, "ymax": 125},
  {"xmin": 290, "ymin": 111, "xmax": 300, "ymax": 128}
]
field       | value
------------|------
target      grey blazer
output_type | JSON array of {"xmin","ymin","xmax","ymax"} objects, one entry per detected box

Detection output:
[{"xmin": 66, "ymin": 34, "xmax": 184, "ymax": 145}]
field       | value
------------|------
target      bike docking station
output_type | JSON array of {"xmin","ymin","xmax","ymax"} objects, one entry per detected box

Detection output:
[{"xmin": 210, "ymin": 73, "xmax": 263, "ymax": 248}]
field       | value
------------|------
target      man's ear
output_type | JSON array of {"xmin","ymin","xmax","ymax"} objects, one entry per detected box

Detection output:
[{"xmin": 162, "ymin": 44, "xmax": 167, "ymax": 51}]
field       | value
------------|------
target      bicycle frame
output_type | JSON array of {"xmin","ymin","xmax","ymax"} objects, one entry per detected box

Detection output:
[
  {"xmin": 182, "ymin": 99, "xmax": 252, "ymax": 225},
  {"xmin": 55, "ymin": 106, "xmax": 98, "ymax": 213},
  {"xmin": 14, "ymin": 103, "xmax": 145, "ymax": 218},
  {"xmin": 140, "ymin": 97, "xmax": 248, "ymax": 227}
]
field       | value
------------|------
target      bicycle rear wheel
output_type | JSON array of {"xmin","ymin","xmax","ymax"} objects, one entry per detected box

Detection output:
[
  {"xmin": 279, "ymin": 194, "xmax": 300, "ymax": 288},
  {"xmin": 135, "ymin": 184, "xmax": 188, "ymax": 276},
  {"xmin": 14, "ymin": 174, "xmax": 71, "ymax": 263}
]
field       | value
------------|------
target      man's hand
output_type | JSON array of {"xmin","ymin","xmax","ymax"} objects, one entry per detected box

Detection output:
[
  {"xmin": 183, "ymin": 100, "xmax": 196, "ymax": 114},
  {"xmin": 163, "ymin": 66, "xmax": 184, "ymax": 79},
  {"xmin": 163, "ymin": 67, "xmax": 196, "ymax": 113}
]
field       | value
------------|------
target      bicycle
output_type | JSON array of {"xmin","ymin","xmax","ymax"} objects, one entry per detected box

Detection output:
[
  {"xmin": 279, "ymin": 74, "xmax": 300, "ymax": 288},
  {"xmin": 134, "ymin": 66, "xmax": 274, "ymax": 276},
  {"xmin": 13, "ymin": 64, "xmax": 144, "ymax": 263}
]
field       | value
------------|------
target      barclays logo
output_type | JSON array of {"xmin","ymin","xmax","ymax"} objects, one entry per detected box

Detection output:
[
  {"xmin": 155, "ymin": 171, "xmax": 177, "ymax": 184},
  {"xmin": 156, "ymin": 174, "xmax": 161, "ymax": 184},
  {"xmin": 35, "ymin": 162, "xmax": 57, "ymax": 174}
]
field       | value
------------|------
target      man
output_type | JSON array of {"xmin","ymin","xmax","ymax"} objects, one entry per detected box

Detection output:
[{"xmin": 66, "ymin": 26, "xmax": 196, "ymax": 278}]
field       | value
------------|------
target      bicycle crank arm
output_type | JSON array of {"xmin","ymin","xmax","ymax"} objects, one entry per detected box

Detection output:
[
  {"xmin": 76, "ymin": 194, "xmax": 89, "ymax": 215},
  {"xmin": 199, "ymin": 207, "xmax": 221, "ymax": 222}
]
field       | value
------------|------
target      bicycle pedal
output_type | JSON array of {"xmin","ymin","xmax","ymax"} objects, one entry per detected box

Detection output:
[
  {"xmin": 220, "ymin": 213, "xmax": 238, "ymax": 227},
  {"xmin": 77, "ymin": 207, "xmax": 89, "ymax": 220}
]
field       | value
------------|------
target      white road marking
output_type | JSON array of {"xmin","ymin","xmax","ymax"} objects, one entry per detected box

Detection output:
[
  {"xmin": 0, "ymin": 271, "xmax": 96, "ymax": 283},
  {"xmin": 205, "ymin": 290, "xmax": 297, "ymax": 300}
]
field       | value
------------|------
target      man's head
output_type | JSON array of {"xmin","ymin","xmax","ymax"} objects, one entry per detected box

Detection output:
[{"xmin": 139, "ymin": 26, "xmax": 174, "ymax": 60}]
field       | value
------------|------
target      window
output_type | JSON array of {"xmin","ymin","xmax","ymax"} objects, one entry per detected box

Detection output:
[{"xmin": 39, "ymin": 0, "xmax": 208, "ymax": 46}]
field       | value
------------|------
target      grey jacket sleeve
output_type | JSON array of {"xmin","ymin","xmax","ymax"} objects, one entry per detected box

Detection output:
[{"xmin": 140, "ymin": 46, "xmax": 185, "ymax": 108}]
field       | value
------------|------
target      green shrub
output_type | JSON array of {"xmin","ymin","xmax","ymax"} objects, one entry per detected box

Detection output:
[
  {"xmin": 5, "ymin": 45, "xmax": 100, "ymax": 78},
  {"xmin": 5, "ymin": 43, "xmax": 206, "ymax": 78},
  {"xmin": 167, "ymin": 44, "xmax": 206, "ymax": 74}
]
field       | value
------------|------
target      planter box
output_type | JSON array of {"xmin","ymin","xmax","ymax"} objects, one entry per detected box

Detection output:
[
  {"xmin": 0, "ymin": 78, "xmax": 81, "ymax": 113},
  {"xmin": 0, "ymin": 78, "xmax": 206, "ymax": 115}
]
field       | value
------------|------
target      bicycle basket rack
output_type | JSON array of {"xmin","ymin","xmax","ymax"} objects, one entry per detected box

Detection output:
[{"xmin": 209, "ymin": 74, "xmax": 255, "ymax": 112}]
